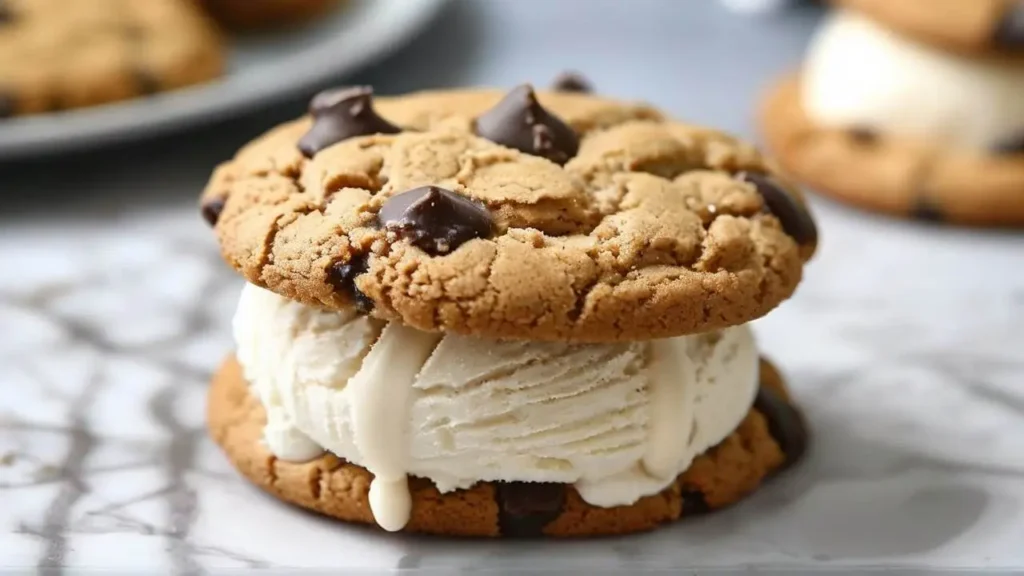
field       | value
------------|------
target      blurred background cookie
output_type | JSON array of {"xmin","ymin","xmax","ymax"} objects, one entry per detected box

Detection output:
[
  {"xmin": 0, "ymin": 0, "xmax": 224, "ymax": 117},
  {"xmin": 198, "ymin": 0, "xmax": 346, "ymax": 31},
  {"xmin": 833, "ymin": 0, "xmax": 1024, "ymax": 56},
  {"xmin": 759, "ymin": 2, "xmax": 1024, "ymax": 226}
]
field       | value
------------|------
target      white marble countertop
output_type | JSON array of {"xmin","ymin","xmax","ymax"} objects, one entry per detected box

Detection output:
[{"xmin": 2, "ymin": 1, "xmax": 1024, "ymax": 573}]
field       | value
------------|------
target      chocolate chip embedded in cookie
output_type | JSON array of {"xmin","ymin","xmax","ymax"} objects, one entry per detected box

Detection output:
[
  {"xmin": 203, "ymin": 86, "xmax": 815, "ymax": 342},
  {"xmin": 298, "ymin": 86, "xmax": 401, "ymax": 158},
  {"xmin": 0, "ymin": 1, "xmax": 15, "ymax": 25},
  {"xmin": 834, "ymin": 0, "xmax": 1024, "ymax": 55},
  {"xmin": 991, "ymin": 131, "xmax": 1024, "ymax": 155},
  {"xmin": 325, "ymin": 254, "xmax": 374, "ymax": 312},
  {"xmin": 378, "ymin": 186, "xmax": 494, "ymax": 256},
  {"xmin": 475, "ymin": 84, "xmax": 580, "ymax": 165},
  {"xmin": 994, "ymin": 2, "xmax": 1024, "ymax": 48},
  {"xmin": 0, "ymin": 0, "xmax": 224, "ymax": 117},
  {"xmin": 739, "ymin": 172, "xmax": 818, "ymax": 245},
  {"xmin": 200, "ymin": 195, "xmax": 227, "ymax": 227},
  {"xmin": 495, "ymin": 482, "xmax": 566, "ymax": 537},
  {"xmin": 551, "ymin": 71, "xmax": 593, "ymax": 93}
]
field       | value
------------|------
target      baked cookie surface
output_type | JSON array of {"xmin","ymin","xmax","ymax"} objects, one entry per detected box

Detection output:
[
  {"xmin": 0, "ymin": 0, "xmax": 224, "ymax": 117},
  {"xmin": 208, "ymin": 355, "xmax": 808, "ymax": 537},
  {"xmin": 833, "ymin": 0, "xmax": 1024, "ymax": 56},
  {"xmin": 202, "ymin": 86, "xmax": 817, "ymax": 342},
  {"xmin": 760, "ymin": 75, "xmax": 1024, "ymax": 226},
  {"xmin": 198, "ymin": 0, "xmax": 344, "ymax": 30}
]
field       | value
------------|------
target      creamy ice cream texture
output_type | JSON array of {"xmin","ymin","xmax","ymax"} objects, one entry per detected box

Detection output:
[
  {"xmin": 802, "ymin": 10, "xmax": 1024, "ymax": 151},
  {"xmin": 234, "ymin": 283, "xmax": 760, "ymax": 531}
]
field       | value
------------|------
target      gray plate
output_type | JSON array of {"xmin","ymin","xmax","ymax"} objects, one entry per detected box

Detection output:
[{"xmin": 0, "ymin": 0, "xmax": 448, "ymax": 160}]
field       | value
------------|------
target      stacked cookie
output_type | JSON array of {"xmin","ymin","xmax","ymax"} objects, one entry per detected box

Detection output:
[
  {"xmin": 760, "ymin": 0, "xmax": 1024, "ymax": 226},
  {"xmin": 202, "ymin": 83, "xmax": 818, "ymax": 536}
]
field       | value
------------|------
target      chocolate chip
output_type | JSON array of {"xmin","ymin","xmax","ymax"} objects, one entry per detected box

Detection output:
[
  {"xmin": 551, "ymin": 71, "xmax": 592, "ymax": 93},
  {"xmin": 133, "ymin": 67, "xmax": 161, "ymax": 95},
  {"xmin": 991, "ymin": 131, "xmax": 1024, "ymax": 155},
  {"xmin": 848, "ymin": 126, "xmax": 879, "ymax": 145},
  {"xmin": 993, "ymin": 2, "xmax": 1024, "ymax": 48},
  {"xmin": 495, "ymin": 482, "xmax": 565, "ymax": 537},
  {"xmin": 200, "ymin": 196, "xmax": 226, "ymax": 227},
  {"xmin": 754, "ymin": 386, "xmax": 809, "ymax": 467},
  {"xmin": 0, "ymin": 1, "xmax": 15, "ymax": 25},
  {"xmin": 0, "ymin": 92, "xmax": 14, "ymax": 118},
  {"xmin": 679, "ymin": 489, "xmax": 710, "ymax": 516},
  {"xmin": 378, "ymin": 186, "xmax": 493, "ymax": 255},
  {"xmin": 298, "ymin": 86, "xmax": 400, "ymax": 158},
  {"xmin": 910, "ymin": 196, "xmax": 945, "ymax": 223},
  {"xmin": 740, "ymin": 172, "xmax": 818, "ymax": 245},
  {"xmin": 475, "ymin": 84, "xmax": 579, "ymax": 165},
  {"xmin": 326, "ymin": 254, "xmax": 374, "ymax": 313}
]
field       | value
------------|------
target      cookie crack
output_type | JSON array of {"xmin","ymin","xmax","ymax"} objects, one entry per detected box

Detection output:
[{"xmin": 568, "ymin": 277, "xmax": 602, "ymax": 323}]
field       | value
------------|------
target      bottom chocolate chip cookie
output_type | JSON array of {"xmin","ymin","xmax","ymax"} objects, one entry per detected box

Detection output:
[
  {"xmin": 208, "ymin": 356, "xmax": 807, "ymax": 537},
  {"xmin": 759, "ymin": 75, "xmax": 1024, "ymax": 227}
]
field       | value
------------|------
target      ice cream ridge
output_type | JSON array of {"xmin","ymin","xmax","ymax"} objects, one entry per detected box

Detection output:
[
  {"xmin": 759, "ymin": 0, "xmax": 1024, "ymax": 226},
  {"xmin": 202, "ymin": 79, "xmax": 818, "ymax": 537}
]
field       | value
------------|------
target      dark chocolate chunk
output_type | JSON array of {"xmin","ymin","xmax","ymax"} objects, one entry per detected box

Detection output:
[
  {"xmin": 475, "ymin": 84, "xmax": 579, "ymax": 165},
  {"xmin": 0, "ymin": 1, "xmax": 14, "ymax": 25},
  {"xmin": 133, "ymin": 67, "xmax": 161, "ymax": 95},
  {"xmin": 993, "ymin": 2, "xmax": 1024, "ymax": 48},
  {"xmin": 0, "ymin": 92, "xmax": 14, "ymax": 118},
  {"xmin": 326, "ymin": 254, "xmax": 374, "ymax": 313},
  {"xmin": 910, "ymin": 196, "xmax": 945, "ymax": 223},
  {"xmin": 495, "ymin": 482, "xmax": 565, "ymax": 537},
  {"xmin": 754, "ymin": 386, "xmax": 809, "ymax": 467},
  {"xmin": 378, "ymin": 186, "xmax": 493, "ymax": 255},
  {"xmin": 848, "ymin": 126, "xmax": 879, "ymax": 145},
  {"xmin": 551, "ymin": 71, "xmax": 592, "ymax": 93},
  {"xmin": 740, "ymin": 172, "xmax": 818, "ymax": 245},
  {"xmin": 298, "ymin": 86, "xmax": 400, "ymax": 158},
  {"xmin": 200, "ymin": 196, "xmax": 226, "ymax": 227},
  {"xmin": 679, "ymin": 489, "xmax": 710, "ymax": 516},
  {"xmin": 990, "ymin": 131, "xmax": 1024, "ymax": 155}
]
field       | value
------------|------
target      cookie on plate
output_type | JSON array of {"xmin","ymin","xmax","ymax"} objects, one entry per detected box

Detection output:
[
  {"xmin": 202, "ymin": 84, "xmax": 817, "ymax": 536},
  {"xmin": 198, "ymin": 0, "xmax": 344, "ymax": 30},
  {"xmin": 0, "ymin": 0, "xmax": 224, "ymax": 117},
  {"xmin": 760, "ymin": 8, "xmax": 1024, "ymax": 226}
]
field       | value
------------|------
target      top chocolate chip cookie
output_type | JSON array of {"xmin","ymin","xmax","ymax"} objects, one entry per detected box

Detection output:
[
  {"xmin": 202, "ymin": 85, "xmax": 816, "ymax": 342},
  {"xmin": 0, "ymin": 0, "xmax": 223, "ymax": 117},
  {"xmin": 834, "ymin": 0, "xmax": 1024, "ymax": 55}
]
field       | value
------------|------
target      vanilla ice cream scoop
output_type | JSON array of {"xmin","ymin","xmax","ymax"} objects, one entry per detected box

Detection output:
[
  {"xmin": 234, "ymin": 284, "xmax": 760, "ymax": 532},
  {"xmin": 802, "ymin": 10, "xmax": 1024, "ymax": 151}
]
